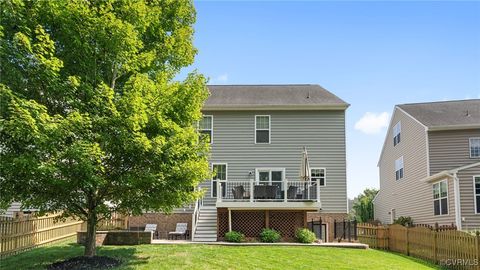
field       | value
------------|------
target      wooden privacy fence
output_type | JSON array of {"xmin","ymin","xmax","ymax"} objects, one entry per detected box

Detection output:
[
  {"xmin": 0, "ymin": 213, "xmax": 128, "ymax": 257},
  {"xmin": 97, "ymin": 212, "xmax": 129, "ymax": 230},
  {"xmin": 358, "ymin": 223, "xmax": 480, "ymax": 270},
  {"xmin": 0, "ymin": 214, "xmax": 83, "ymax": 257}
]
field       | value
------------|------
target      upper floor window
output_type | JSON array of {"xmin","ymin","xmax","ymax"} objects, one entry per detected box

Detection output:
[
  {"xmin": 199, "ymin": 115, "xmax": 213, "ymax": 143},
  {"xmin": 395, "ymin": 156, "xmax": 404, "ymax": 180},
  {"xmin": 311, "ymin": 168, "xmax": 326, "ymax": 186},
  {"xmin": 475, "ymin": 176, "xmax": 480, "ymax": 214},
  {"xmin": 470, "ymin": 138, "xmax": 480, "ymax": 158},
  {"xmin": 393, "ymin": 121, "xmax": 401, "ymax": 146},
  {"xmin": 255, "ymin": 115, "xmax": 270, "ymax": 144},
  {"xmin": 433, "ymin": 180, "xmax": 448, "ymax": 216}
]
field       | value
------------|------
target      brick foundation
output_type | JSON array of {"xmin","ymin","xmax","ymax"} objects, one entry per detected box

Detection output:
[
  {"xmin": 128, "ymin": 213, "xmax": 192, "ymax": 238},
  {"xmin": 306, "ymin": 212, "xmax": 348, "ymax": 242}
]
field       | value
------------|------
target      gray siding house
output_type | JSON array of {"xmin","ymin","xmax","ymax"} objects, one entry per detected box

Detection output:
[
  {"xmin": 190, "ymin": 85, "xmax": 349, "ymax": 242},
  {"xmin": 374, "ymin": 99, "xmax": 480, "ymax": 230}
]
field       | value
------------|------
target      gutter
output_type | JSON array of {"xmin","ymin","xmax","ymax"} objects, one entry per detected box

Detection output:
[
  {"xmin": 203, "ymin": 104, "xmax": 350, "ymax": 111},
  {"xmin": 452, "ymin": 172, "xmax": 462, "ymax": 230}
]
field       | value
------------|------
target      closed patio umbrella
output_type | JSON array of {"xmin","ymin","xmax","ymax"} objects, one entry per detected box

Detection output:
[
  {"xmin": 300, "ymin": 146, "xmax": 311, "ymax": 181},
  {"xmin": 300, "ymin": 147, "xmax": 311, "ymax": 199}
]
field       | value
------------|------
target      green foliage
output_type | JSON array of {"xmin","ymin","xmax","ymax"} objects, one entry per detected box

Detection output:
[
  {"xmin": 295, "ymin": 228, "xmax": 316, "ymax": 243},
  {"xmin": 352, "ymin": 188, "xmax": 378, "ymax": 223},
  {"xmin": 0, "ymin": 0, "xmax": 209, "ymax": 256},
  {"xmin": 393, "ymin": 216, "xmax": 414, "ymax": 227},
  {"xmin": 224, "ymin": 231, "xmax": 245, "ymax": 243},
  {"xmin": 260, "ymin": 228, "xmax": 281, "ymax": 243}
]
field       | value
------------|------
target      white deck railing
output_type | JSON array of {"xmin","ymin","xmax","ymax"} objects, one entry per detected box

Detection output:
[
  {"xmin": 216, "ymin": 179, "xmax": 320, "ymax": 203},
  {"xmin": 191, "ymin": 187, "xmax": 203, "ymax": 240}
]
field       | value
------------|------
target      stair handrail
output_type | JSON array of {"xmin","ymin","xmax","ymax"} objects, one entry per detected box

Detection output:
[{"xmin": 191, "ymin": 187, "xmax": 202, "ymax": 240}]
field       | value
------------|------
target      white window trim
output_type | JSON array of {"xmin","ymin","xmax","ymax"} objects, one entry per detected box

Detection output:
[
  {"xmin": 199, "ymin": 115, "xmax": 213, "ymax": 144},
  {"xmin": 310, "ymin": 167, "xmax": 327, "ymax": 186},
  {"xmin": 254, "ymin": 115, "xmax": 271, "ymax": 144},
  {"xmin": 395, "ymin": 156, "xmax": 404, "ymax": 180},
  {"xmin": 211, "ymin": 162, "xmax": 227, "ymax": 197},
  {"xmin": 432, "ymin": 179, "xmax": 449, "ymax": 216},
  {"xmin": 469, "ymin": 137, "xmax": 480, "ymax": 158},
  {"xmin": 474, "ymin": 175, "xmax": 480, "ymax": 214},
  {"xmin": 254, "ymin": 167, "xmax": 285, "ymax": 185},
  {"xmin": 393, "ymin": 121, "xmax": 401, "ymax": 146}
]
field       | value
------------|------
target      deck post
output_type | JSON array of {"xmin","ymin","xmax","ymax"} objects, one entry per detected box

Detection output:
[
  {"xmin": 316, "ymin": 180, "xmax": 321, "ymax": 202},
  {"xmin": 284, "ymin": 180, "xmax": 288, "ymax": 202},
  {"xmin": 228, "ymin": 209, "xmax": 232, "ymax": 232},
  {"xmin": 216, "ymin": 181, "xmax": 221, "ymax": 203},
  {"xmin": 250, "ymin": 178, "xmax": 254, "ymax": 202}
]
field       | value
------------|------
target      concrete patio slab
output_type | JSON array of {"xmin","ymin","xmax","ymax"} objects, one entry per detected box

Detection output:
[{"xmin": 151, "ymin": 240, "xmax": 368, "ymax": 249}]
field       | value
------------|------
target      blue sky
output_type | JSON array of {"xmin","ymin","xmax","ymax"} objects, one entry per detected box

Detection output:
[{"xmin": 179, "ymin": 1, "xmax": 480, "ymax": 198}]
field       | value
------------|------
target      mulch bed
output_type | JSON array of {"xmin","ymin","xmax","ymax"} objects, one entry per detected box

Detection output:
[{"xmin": 47, "ymin": 256, "xmax": 121, "ymax": 270}]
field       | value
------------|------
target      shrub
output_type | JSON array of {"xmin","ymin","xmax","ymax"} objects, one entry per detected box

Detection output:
[
  {"xmin": 260, "ymin": 228, "xmax": 281, "ymax": 243},
  {"xmin": 394, "ymin": 216, "xmax": 414, "ymax": 227},
  {"xmin": 225, "ymin": 231, "xmax": 245, "ymax": 243},
  {"xmin": 295, "ymin": 228, "xmax": 316, "ymax": 243}
]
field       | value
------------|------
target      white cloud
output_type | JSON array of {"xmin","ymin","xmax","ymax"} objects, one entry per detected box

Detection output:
[
  {"xmin": 212, "ymin": 73, "xmax": 228, "ymax": 83},
  {"xmin": 355, "ymin": 112, "xmax": 390, "ymax": 135}
]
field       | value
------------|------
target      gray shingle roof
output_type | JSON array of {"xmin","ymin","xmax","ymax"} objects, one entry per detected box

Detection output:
[
  {"xmin": 204, "ymin": 84, "xmax": 348, "ymax": 110},
  {"xmin": 398, "ymin": 99, "xmax": 480, "ymax": 128}
]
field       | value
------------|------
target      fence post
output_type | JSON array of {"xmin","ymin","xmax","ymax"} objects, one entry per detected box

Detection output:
[
  {"xmin": 353, "ymin": 219, "xmax": 357, "ymax": 240},
  {"xmin": 333, "ymin": 219, "xmax": 337, "ymax": 239},
  {"xmin": 406, "ymin": 226, "xmax": 409, "ymax": 256},
  {"xmin": 343, "ymin": 219, "xmax": 346, "ymax": 240},
  {"xmin": 319, "ymin": 217, "xmax": 323, "ymax": 242},
  {"xmin": 476, "ymin": 233, "xmax": 480, "ymax": 267},
  {"xmin": 433, "ymin": 229, "xmax": 437, "ymax": 264},
  {"xmin": 377, "ymin": 226, "xmax": 382, "ymax": 249}
]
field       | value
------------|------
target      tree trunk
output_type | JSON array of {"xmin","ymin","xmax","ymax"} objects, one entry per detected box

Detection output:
[{"xmin": 84, "ymin": 211, "xmax": 97, "ymax": 257}]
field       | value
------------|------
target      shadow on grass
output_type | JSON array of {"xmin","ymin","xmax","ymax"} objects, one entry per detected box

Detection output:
[{"xmin": 0, "ymin": 242, "xmax": 148, "ymax": 270}]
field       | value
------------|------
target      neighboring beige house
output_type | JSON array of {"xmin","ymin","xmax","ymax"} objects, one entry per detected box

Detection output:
[{"xmin": 374, "ymin": 99, "xmax": 480, "ymax": 230}]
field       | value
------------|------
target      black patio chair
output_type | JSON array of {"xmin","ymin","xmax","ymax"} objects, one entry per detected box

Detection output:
[
  {"xmin": 232, "ymin": 185, "xmax": 245, "ymax": 199},
  {"xmin": 287, "ymin": 186, "xmax": 298, "ymax": 199},
  {"xmin": 266, "ymin": 185, "xmax": 278, "ymax": 199}
]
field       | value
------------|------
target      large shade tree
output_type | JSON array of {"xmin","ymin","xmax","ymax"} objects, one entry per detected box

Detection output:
[{"xmin": 0, "ymin": 0, "xmax": 210, "ymax": 256}]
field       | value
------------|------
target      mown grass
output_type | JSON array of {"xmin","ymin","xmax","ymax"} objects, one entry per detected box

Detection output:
[{"xmin": 0, "ymin": 240, "xmax": 442, "ymax": 270}]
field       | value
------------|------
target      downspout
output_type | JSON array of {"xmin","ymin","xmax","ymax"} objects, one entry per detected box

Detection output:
[{"xmin": 453, "ymin": 172, "xmax": 462, "ymax": 230}]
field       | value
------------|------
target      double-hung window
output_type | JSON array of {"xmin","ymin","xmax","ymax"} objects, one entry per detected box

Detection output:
[
  {"xmin": 470, "ymin": 138, "xmax": 480, "ymax": 158},
  {"xmin": 395, "ymin": 157, "xmax": 404, "ymax": 180},
  {"xmin": 475, "ymin": 176, "xmax": 480, "ymax": 214},
  {"xmin": 393, "ymin": 121, "xmax": 401, "ymax": 146},
  {"xmin": 311, "ymin": 168, "xmax": 326, "ymax": 186},
  {"xmin": 199, "ymin": 115, "xmax": 213, "ymax": 143},
  {"xmin": 255, "ymin": 115, "xmax": 270, "ymax": 144},
  {"xmin": 433, "ymin": 180, "xmax": 448, "ymax": 215}
]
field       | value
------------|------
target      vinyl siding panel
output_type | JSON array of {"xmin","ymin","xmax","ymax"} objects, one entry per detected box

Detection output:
[
  {"xmin": 375, "ymin": 108, "xmax": 455, "ymax": 225},
  {"xmin": 1, "ymin": 203, "xmax": 38, "ymax": 218},
  {"xmin": 428, "ymin": 129, "xmax": 480, "ymax": 175},
  {"xmin": 457, "ymin": 166, "xmax": 480, "ymax": 230},
  {"xmin": 203, "ymin": 110, "xmax": 347, "ymax": 213},
  {"xmin": 429, "ymin": 130, "xmax": 480, "ymax": 229}
]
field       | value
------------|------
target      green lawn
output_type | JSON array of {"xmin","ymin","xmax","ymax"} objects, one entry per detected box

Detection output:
[{"xmin": 0, "ymin": 240, "xmax": 442, "ymax": 270}]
